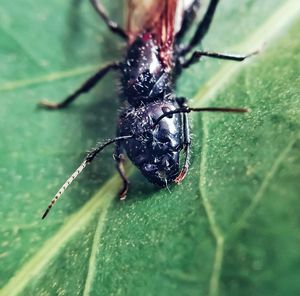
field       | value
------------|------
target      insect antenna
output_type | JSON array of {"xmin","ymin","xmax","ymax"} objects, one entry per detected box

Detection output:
[
  {"xmin": 42, "ymin": 135, "xmax": 133, "ymax": 219},
  {"xmin": 153, "ymin": 106, "xmax": 248, "ymax": 127}
]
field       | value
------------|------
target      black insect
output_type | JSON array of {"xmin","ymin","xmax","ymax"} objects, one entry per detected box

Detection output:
[{"xmin": 41, "ymin": 0, "xmax": 256, "ymax": 219}]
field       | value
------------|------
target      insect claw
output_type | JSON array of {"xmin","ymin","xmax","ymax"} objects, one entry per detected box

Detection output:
[
  {"xmin": 120, "ymin": 194, "xmax": 127, "ymax": 201},
  {"xmin": 42, "ymin": 208, "xmax": 50, "ymax": 219},
  {"xmin": 38, "ymin": 100, "xmax": 60, "ymax": 110},
  {"xmin": 175, "ymin": 168, "xmax": 188, "ymax": 184},
  {"xmin": 119, "ymin": 183, "xmax": 129, "ymax": 200}
]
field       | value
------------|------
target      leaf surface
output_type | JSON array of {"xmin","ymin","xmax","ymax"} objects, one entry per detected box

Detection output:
[{"xmin": 0, "ymin": 1, "xmax": 300, "ymax": 295}]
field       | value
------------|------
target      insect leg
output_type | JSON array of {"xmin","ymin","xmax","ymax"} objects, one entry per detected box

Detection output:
[
  {"xmin": 175, "ymin": 112, "xmax": 191, "ymax": 184},
  {"xmin": 181, "ymin": 0, "xmax": 220, "ymax": 55},
  {"xmin": 90, "ymin": 0, "xmax": 128, "ymax": 40},
  {"xmin": 39, "ymin": 62, "xmax": 120, "ymax": 109},
  {"xmin": 175, "ymin": 0, "xmax": 201, "ymax": 41},
  {"xmin": 114, "ymin": 143, "xmax": 130, "ymax": 200},
  {"xmin": 181, "ymin": 50, "xmax": 258, "ymax": 68}
]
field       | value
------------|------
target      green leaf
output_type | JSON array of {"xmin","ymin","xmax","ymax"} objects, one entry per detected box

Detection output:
[{"xmin": 1, "ymin": 1, "xmax": 300, "ymax": 295}]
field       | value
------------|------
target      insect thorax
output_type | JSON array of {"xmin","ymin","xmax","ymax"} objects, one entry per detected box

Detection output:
[{"xmin": 121, "ymin": 35, "xmax": 174, "ymax": 106}]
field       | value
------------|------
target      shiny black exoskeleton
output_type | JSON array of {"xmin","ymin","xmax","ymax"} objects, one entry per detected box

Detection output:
[
  {"xmin": 118, "ymin": 35, "xmax": 185, "ymax": 186},
  {"xmin": 41, "ymin": 0, "xmax": 253, "ymax": 218},
  {"xmin": 119, "ymin": 98, "xmax": 183, "ymax": 186}
]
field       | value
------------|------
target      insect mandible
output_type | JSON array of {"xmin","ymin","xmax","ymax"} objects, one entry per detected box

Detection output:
[{"xmin": 41, "ymin": 0, "xmax": 257, "ymax": 219}]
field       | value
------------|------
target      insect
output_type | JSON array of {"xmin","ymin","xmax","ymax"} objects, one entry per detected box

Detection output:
[{"xmin": 41, "ymin": 0, "xmax": 256, "ymax": 219}]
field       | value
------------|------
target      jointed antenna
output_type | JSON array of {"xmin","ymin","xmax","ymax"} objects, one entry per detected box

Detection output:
[
  {"xmin": 153, "ymin": 106, "xmax": 248, "ymax": 127},
  {"xmin": 41, "ymin": 135, "xmax": 133, "ymax": 219}
]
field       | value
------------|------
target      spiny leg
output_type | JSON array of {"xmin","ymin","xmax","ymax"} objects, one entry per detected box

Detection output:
[
  {"xmin": 41, "ymin": 135, "xmax": 133, "ymax": 219},
  {"xmin": 181, "ymin": 0, "xmax": 220, "ymax": 55},
  {"xmin": 114, "ymin": 144, "xmax": 129, "ymax": 200},
  {"xmin": 181, "ymin": 50, "xmax": 258, "ymax": 68},
  {"xmin": 39, "ymin": 62, "xmax": 120, "ymax": 109},
  {"xmin": 90, "ymin": 0, "xmax": 128, "ymax": 40},
  {"xmin": 175, "ymin": 0, "xmax": 201, "ymax": 41},
  {"xmin": 175, "ymin": 110, "xmax": 191, "ymax": 183}
]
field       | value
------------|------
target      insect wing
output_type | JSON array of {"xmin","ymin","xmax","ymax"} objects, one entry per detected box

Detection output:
[
  {"xmin": 126, "ymin": 0, "xmax": 190, "ymax": 44},
  {"xmin": 126, "ymin": 0, "xmax": 194, "ymax": 68}
]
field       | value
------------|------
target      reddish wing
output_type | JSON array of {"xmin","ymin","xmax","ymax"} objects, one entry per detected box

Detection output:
[
  {"xmin": 126, "ymin": 0, "xmax": 175, "ymax": 43},
  {"xmin": 126, "ymin": 0, "xmax": 186, "ymax": 68},
  {"xmin": 126, "ymin": 0, "xmax": 198, "ymax": 41}
]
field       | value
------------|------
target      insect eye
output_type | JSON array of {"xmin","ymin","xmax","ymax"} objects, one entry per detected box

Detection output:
[{"xmin": 143, "ymin": 164, "xmax": 157, "ymax": 172}]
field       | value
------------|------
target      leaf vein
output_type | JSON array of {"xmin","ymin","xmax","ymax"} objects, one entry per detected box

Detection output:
[
  {"xmin": 194, "ymin": 3, "xmax": 300, "ymax": 295},
  {"xmin": 0, "ymin": 175, "xmax": 121, "ymax": 296},
  {"xmin": 228, "ymin": 137, "xmax": 297, "ymax": 237},
  {"xmin": 199, "ymin": 115, "xmax": 224, "ymax": 296},
  {"xmin": 83, "ymin": 200, "xmax": 111, "ymax": 296},
  {"xmin": 0, "ymin": 64, "xmax": 102, "ymax": 92}
]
